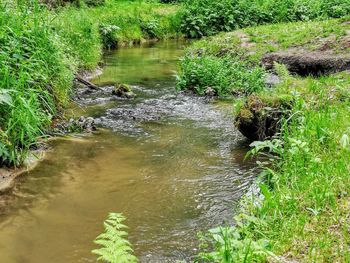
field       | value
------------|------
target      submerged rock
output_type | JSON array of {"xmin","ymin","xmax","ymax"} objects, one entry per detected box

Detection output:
[
  {"xmin": 235, "ymin": 94, "xmax": 293, "ymax": 141},
  {"xmin": 52, "ymin": 116, "xmax": 97, "ymax": 135},
  {"xmin": 262, "ymin": 50, "xmax": 350, "ymax": 76},
  {"xmin": 112, "ymin": 83, "xmax": 136, "ymax": 98}
]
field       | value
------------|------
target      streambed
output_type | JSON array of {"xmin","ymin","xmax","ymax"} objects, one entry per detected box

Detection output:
[{"xmin": 0, "ymin": 40, "xmax": 256, "ymax": 262}]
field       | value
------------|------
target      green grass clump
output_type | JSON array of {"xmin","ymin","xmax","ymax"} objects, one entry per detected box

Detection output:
[
  {"xmin": 0, "ymin": 2, "xmax": 75, "ymax": 166},
  {"xmin": 176, "ymin": 53, "xmax": 265, "ymax": 96},
  {"xmin": 180, "ymin": 0, "xmax": 350, "ymax": 38}
]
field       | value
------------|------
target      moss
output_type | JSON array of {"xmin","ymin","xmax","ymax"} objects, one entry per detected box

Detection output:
[
  {"xmin": 235, "ymin": 93, "xmax": 293, "ymax": 140},
  {"xmin": 112, "ymin": 83, "xmax": 135, "ymax": 98}
]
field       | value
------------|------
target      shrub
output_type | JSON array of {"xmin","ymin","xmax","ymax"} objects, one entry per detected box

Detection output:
[{"xmin": 180, "ymin": 0, "xmax": 350, "ymax": 38}]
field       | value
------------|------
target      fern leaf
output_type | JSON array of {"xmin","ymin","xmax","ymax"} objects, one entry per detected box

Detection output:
[{"xmin": 92, "ymin": 213, "xmax": 138, "ymax": 263}]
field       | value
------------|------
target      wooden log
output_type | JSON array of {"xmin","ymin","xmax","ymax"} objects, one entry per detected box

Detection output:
[{"xmin": 75, "ymin": 74, "xmax": 100, "ymax": 90}]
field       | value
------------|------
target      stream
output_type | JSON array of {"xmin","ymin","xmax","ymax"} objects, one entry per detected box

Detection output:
[{"xmin": 0, "ymin": 40, "xmax": 256, "ymax": 263}]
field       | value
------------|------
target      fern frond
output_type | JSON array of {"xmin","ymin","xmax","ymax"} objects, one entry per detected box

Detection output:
[{"xmin": 92, "ymin": 213, "xmax": 138, "ymax": 263}]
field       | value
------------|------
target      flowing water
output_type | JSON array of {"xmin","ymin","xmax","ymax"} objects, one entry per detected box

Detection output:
[{"xmin": 0, "ymin": 40, "xmax": 256, "ymax": 263}]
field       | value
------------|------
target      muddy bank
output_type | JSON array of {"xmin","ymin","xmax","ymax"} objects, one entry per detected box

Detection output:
[
  {"xmin": 0, "ymin": 150, "xmax": 46, "ymax": 193},
  {"xmin": 0, "ymin": 115, "xmax": 98, "ymax": 194},
  {"xmin": 262, "ymin": 50, "xmax": 350, "ymax": 76}
]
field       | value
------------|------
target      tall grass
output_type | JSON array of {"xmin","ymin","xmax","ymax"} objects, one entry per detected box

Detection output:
[
  {"xmin": 0, "ymin": 2, "xmax": 74, "ymax": 165},
  {"xmin": 176, "ymin": 54, "xmax": 266, "ymax": 96},
  {"xmin": 0, "ymin": 0, "xmax": 181, "ymax": 166}
]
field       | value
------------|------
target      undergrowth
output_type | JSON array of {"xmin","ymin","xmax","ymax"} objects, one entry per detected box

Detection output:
[{"xmin": 180, "ymin": 0, "xmax": 350, "ymax": 38}]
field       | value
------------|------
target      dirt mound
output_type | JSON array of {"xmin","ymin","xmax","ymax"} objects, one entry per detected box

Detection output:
[{"xmin": 262, "ymin": 50, "xmax": 350, "ymax": 76}]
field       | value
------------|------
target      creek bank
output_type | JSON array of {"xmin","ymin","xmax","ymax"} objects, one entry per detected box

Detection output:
[
  {"xmin": 235, "ymin": 94, "xmax": 293, "ymax": 141},
  {"xmin": 262, "ymin": 50, "xmax": 350, "ymax": 76},
  {"xmin": 178, "ymin": 18, "xmax": 350, "ymax": 262},
  {"xmin": 178, "ymin": 18, "xmax": 350, "ymax": 140},
  {"xmin": 0, "ymin": 115, "xmax": 98, "ymax": 192},
  {"xmin": 0, "ymin": 149, "xmax": 46, "ymax": 193}
]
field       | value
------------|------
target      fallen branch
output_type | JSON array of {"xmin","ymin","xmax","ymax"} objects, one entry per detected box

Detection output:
[{"xmin": 75, "ymin": 74, "xmax": 100, "ymax": 90}]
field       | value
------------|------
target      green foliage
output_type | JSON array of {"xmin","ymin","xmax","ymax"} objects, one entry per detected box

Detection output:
[
  {"xmin": 84, "ymin": 0, "xmax": 105, "ymax": 7},
  {"xmin": 0, "ymin": 1, "xmax": 74, "ymax": 166},
  {"xmin": 54, "ymin": 0, "xmax": 181, "ymax": 67},
  {"xmin": 198, "ymin": 214, "xmax": 274, "ymax": 262},
  {"xmin": 92, "ymin": 213, "xmax": 137, "ymax": 263},
  {"xmin": 0, "ymin": 0, "xmax": 180, "ymax": 166},
  {"xmin": 176, "ymin": 53, "xmax": 265, "ymax": 96},
  {"xmin": 200, "ymin": 73, "xmax": 350, "ymax": 261},
  {"xmin": 41, "ymin": 0, "xmax": 105, "ymax": 8},
  {"xmin": 99, "ymin": 24, "xmax": 121, "ymax": 49},
  {"xmin": 180, "ymin": 0, "xmax": 350, "ymax": 38},
  {"xmin": 53, "ymin": 8, "xmax": 102, "ymax": 69}
]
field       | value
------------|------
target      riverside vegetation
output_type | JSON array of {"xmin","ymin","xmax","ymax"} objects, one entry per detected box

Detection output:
[
  {"xmin": 177, "ymin": 15, "xmax": 350, "ymax": 263},
  {"xmin": 3, "ymin": 0, "xmax": 350, "ymax": 262},
  {"xmin": 0, "ymin": 0, "xmax": 180, "ymax": 166}
]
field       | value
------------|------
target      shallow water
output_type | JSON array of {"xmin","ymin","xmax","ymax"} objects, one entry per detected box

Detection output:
[{"xmin": 0, "ymin": 40, "xmax": 256, "ymax": 262}]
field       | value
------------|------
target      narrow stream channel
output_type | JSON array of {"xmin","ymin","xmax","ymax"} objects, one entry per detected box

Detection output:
[{"xmin": 0, "ymin": 40, "xmax": 256, "ymax": 263}]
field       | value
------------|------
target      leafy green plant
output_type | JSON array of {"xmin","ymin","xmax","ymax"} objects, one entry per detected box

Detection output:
[
  {"xmin": 92, "ymin": 213, "xmax": 137, "ymax": 263},
  {"xmin": 248, "ymin": 139, "xmax": 284, "ymax": 157},
  {"xmin": 99, "ymin": 24, "xmax": 120, "ymax": 48},
  {"xmin": 140, "ymin": 19, "xmax": 160, "ymax": 38},
  {"xmin": 198, "ymin": 215, "xmax": 274, "ymax": 262}
]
